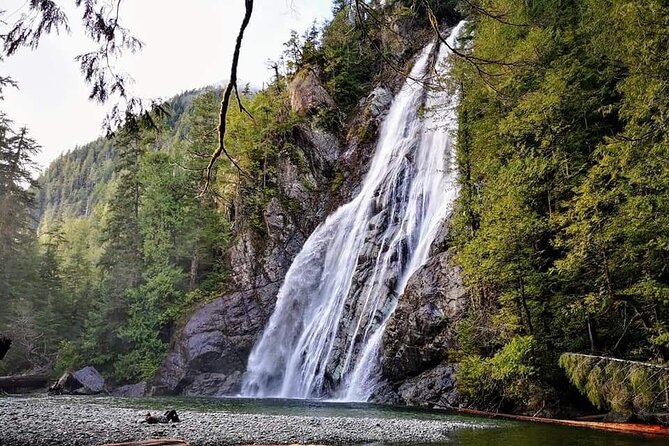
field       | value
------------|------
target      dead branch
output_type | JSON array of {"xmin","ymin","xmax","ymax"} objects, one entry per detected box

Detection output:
[{"xmin": 204, "ymin": 0, "xmax": 254, "ymax": 191}]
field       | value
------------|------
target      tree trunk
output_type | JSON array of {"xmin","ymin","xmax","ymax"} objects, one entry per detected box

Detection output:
[
  {"xmin": 189, "ymin": 251, "xmax": 199, "ymax": 291},
  {"xmin": 0, "ymin": 374, "xmax": 49, "ymax": 392}
]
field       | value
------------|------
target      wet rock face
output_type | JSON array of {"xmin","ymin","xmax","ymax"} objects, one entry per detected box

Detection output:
[
  {"xmin": 228, "ymin": 208, "xmax": 306, "ymax": 292},
  {"xmin": 367, "ymin": 87, "xmax": 394, "ymax": 119},
  {"xmin": 153, "ymin": 283, "xmax": 280, "ymax": 395},
  {"xmin": 377, "ymin": 249, "xmax": 467, "ymax": 406}
]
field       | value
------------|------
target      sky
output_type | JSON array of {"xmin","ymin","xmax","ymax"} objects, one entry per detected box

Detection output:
[{"xmin": 2, "ymin": 0, "xmax": 333, "ymax": 169}]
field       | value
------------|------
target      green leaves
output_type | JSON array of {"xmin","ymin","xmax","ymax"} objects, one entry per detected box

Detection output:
[
  {"xmin": 458, "ymin": 336, "xmax": 538, "ymax": 408},
  {"xmin": 559, "ymin": 353, "xmax": 669, "ymax": 416},
  {"xmin": 453, "ymin": 0, "xmax": 669, "ymax": 412}
]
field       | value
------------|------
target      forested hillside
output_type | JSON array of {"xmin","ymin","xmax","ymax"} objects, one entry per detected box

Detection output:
[
  {"xmin": 35, "ymin": 89, "xmax": 202, "ymax": 224},
  {"xmin": 451, "ymin": 0, "xmax": 669, "ymax": 415},
  {"xmin": 1, "ymin": 86, "xmax": 230, "ymax": 380},
  {"xmin": 35, "ymin": 137, "xmax": 116, "ymax": 220}
]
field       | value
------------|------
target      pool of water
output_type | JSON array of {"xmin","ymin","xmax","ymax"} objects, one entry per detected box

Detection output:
[{"xmin": 54, "ymin": 395, "xmax": 669, "ymax": 445}]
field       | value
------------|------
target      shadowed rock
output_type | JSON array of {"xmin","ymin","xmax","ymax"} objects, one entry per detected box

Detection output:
[
  {"xmin": 50, "ymin": 366, "xmax": 105, "ymax": 395},
  {"xmin": 378, "ymin": 249, "xmax": 467, "ymax": 406}
]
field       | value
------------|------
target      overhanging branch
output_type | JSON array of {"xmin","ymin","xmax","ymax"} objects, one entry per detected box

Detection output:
[{"xmin": 204, "ymin": 0, "xmax": 254, "ymax": 191}]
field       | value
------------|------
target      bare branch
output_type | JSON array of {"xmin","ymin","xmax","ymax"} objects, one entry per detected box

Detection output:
[
  {"xmin": 234, "ymin": 84, "xmax": 255, "ymax": 121},
  {"xmin": 204, "ymin": 0, "xmax": 255, "ymax": 191}
]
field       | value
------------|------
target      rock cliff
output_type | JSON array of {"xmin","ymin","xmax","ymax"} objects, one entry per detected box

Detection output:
[{"xmin": 376, "ymin": 248, "xmax": 467, "ymax": 406}]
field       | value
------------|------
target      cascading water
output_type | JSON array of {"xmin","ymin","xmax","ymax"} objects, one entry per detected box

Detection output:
[{"xmin": 241, "ymin": 21, "xmax": 465, "ymax": 401}]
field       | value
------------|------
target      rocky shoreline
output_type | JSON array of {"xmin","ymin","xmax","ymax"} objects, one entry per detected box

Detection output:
[{"xmin": 0, "ymin": 396, "xmax": 488, "ymax": 446}]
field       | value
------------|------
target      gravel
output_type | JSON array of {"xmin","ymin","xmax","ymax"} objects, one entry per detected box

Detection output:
[{"xmin": 0, "ymin": 396, "xmax": 488, "ymax": 445}]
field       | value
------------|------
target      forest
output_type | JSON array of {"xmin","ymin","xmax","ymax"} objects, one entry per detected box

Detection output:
[
  {"xmin": 451, "ymin": 0, "xmax": 669, "ymax": 414},
  {"xmin": 1, "ymin": 0, "xmax": 668, "ymax": 418}
]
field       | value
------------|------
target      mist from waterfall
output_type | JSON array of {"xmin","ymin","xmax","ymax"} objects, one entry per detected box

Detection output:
[{"xmin": 241, "ymin": 21, "xmax": 465, "ymax": 401}]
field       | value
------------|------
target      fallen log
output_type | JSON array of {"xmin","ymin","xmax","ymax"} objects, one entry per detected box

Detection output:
[
  {"xmin": 0, "ymin": 374, "xmax": 49, "ymax": 393},
  {"xmin": 98, "ymin": 440, "xmax": 189, "ymax": 446},
  {"xmin": 443, "ymin": 406, "xmax": 669, "ymax": 437}
]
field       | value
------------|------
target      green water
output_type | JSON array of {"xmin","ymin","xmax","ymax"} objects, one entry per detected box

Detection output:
[{"xmin": 69, "ymin": 396, "xmax": 669, "ymax": 445}]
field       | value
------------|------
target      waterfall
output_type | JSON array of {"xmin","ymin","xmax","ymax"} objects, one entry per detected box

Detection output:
[{"xmin": 241, "ymin": 21, "xmax": 465, "ymax": 401}]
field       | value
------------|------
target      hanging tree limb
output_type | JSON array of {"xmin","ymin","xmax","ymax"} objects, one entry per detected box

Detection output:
[{"xmin": 204, "ymin": 0, "xmax": 254, "ymax": 191}]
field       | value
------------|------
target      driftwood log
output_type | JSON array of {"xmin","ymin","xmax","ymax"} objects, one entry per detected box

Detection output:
[
  {"xmin": 0, "ymin": 374, "xmax": 49, "ymax": 393},
  {"xmin": 99, "ymin": 441, "xmax": 190, "ymax": 446},
  {"xmin": 0, "ymin": 336, "xmax": 11, "ymax": 360},
  {"xmin": 443, "ymin": 406, "xmax": 669, "ymax": 437}
]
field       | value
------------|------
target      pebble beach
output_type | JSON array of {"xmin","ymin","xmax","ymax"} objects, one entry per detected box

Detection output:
[{"xmin": 0, "ymin": 396, "xmax": 486, "ymax": 446}]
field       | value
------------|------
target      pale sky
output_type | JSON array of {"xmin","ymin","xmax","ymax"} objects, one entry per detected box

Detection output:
[{"xmin": 2, "ymin": 0, "xmax": 333, "ymax": 169}]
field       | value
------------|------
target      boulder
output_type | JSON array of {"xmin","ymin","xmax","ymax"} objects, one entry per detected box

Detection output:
[
  {"xmin": 73, "ymin": 366, "xmax": 105, "ymax": 393},
  {"xmin": 50, "ymin": 366, "xmax": 105, "ymax": 395},
  {"xmin": 112, "ymin": 382, "xmax": 147, "ymax": 397},
  {"xmin": 288, "ymin": 69, "xmax": 336, "ymax": 115}
]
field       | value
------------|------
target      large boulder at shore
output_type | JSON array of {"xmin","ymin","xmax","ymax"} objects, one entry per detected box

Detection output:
[
  {"xmin": 50, "ymin": 366, "xmax": 105, "ymax": 395},
  {"xmin": 73, "ymin": 366, "xmax": 105, "ymax": 393}
]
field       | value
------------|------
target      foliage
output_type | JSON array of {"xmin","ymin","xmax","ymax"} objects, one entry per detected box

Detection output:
[
  {"xmin": 453, "ymin": 0, "xmax": 669, "ymax": 411},
  {"xmin": 0, "ymin": 114, "xmax": 45, "ymax": 375},
  {"xmin": 458, "ymin": 336, "xmax": 538, "ymax": 409},
  {"xmin": 559, "ymin": 353, "xmax": 669, "ymax": 417},
  {"xmin": 0, "ymin": 88, "xmax": 232, "ymax": 380},
  {"xmin": 279, "ymin": 4, "xmax": 377, "ymax": 117},
  {"xmin": 1, "ymin": 76, "xmax": 308, "ymax": 382}
]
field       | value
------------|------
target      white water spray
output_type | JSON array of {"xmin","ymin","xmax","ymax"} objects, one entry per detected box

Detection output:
[{"xmin": 241, "ymin": 21, "xmax": 465, "ymax": 401}]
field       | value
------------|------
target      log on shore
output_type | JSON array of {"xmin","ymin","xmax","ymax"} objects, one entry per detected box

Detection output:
[
  {"xmin": 99, "ymin": 440, "xmax": 190, "ymax": 446},
  {"xmin": 0, "ymin": 374, "xmax": 49, "ymax": 393},
  {"xmin": 444, "ymin": 406, "xmax": 669, "ymax": 437}
]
